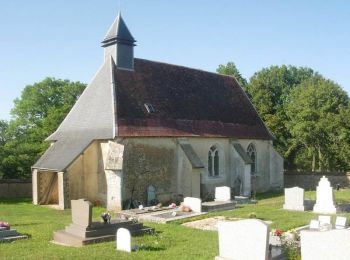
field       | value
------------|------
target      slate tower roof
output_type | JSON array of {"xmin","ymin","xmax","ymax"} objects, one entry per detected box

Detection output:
[
  {"xmin": 101, "ymin": 12, "xmax": 136, "ymax": 47},
  {"xmin": 33, "ymin": 14, "xmax": 273, "ymax": 172}
]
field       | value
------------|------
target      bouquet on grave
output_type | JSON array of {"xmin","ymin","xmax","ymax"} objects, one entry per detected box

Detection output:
[
  {"xmin": 271, "ymin": 228, "xmax": 284, "ymax": 237},
  {"xmin": 0, "ymin": 221, "xmax": 10, "ymax": 230}
]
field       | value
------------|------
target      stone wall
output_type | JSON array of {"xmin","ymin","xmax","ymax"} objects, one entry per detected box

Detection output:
[
  {"xmin": 122, "ymin": 139, "xmax": 176, "ymax": 205},
  {"xmin": 0, "ymin": 179, "xmax": 32, "ymax": 198},
  {"xmin": 284, "ymin": 172, "xmax": 350, "ymax": 190}
]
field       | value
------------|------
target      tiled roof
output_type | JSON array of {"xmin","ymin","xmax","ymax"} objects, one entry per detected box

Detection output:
[{"xmin": 115, "ymin": 58, "xmax": 273, "ymax": 139}]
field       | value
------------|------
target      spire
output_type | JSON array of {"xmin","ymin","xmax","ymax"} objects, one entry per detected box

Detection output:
[
  {"xmin": 101, "ymin": 12, "xmax": 136, "ymax": 70},
  {"xmin": 101, "ymin": 12, "xmax": 136, "ymax": 47}
]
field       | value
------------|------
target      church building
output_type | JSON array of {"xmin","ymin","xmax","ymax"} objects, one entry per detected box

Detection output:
[{"xmin": 32, "ymin": 13, "xmax": 283, "ymax": 210}]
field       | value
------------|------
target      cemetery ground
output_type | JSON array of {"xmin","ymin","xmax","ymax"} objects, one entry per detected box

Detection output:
[{"xmin": 2, "ymin": 190, "xmax": 350, "ymax": 259}]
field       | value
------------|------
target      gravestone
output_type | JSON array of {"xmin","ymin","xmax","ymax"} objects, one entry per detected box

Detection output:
[
  {"xmin": 335, "ymin": 216, "xmax": 347, "ymax": 229},
  {"xmin": 215, "ymin": 186, "xmax": 231, "ymax": 202},
  {"xmin": 0, "ymin": 222, "xmax": 27, "ymax": 242},
  {"xmin": 318, "ymin": 215, "xmax": 331, "ymax": 225},
  {"xmin": 234, "ymin": 177, "xmax": 242, "ymax": 196},
  {"xmin": 116, "ymin": 228, "xmax": 131, "ymax": 252},
  {"xmin": 147, "ymin": 185, "xmax": 156, "ymax": 205},
  {"xmin": 313, "ymin": 176, "xmax": 336, "ymax": 214},
  {"xmin": 183, "ymin": 197, "xmax": 202, "ymax": 213},
  {"xmin": 71, "ymin": 199, "xmax": 92, "ymax": 227},
  {"xmin": 301, "ymin": 229, "xmax": 350, "ymax": 260},
  {"xmin": 216, "ymin": 219, "xmax": 269, "ymax": 260},
  {"xmin": 283, "ymin": 187, "xmax": 305, "ymax": 211},
  {"xmin": 309, "ymin": 220, "xmax": 320, "ymax": 230},
  {"xmin": 53, "ymin": 199, "xmax": 153, "ymax": 246}
]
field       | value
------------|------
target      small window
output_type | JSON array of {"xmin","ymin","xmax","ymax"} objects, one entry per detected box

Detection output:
[
  {"xmin": 247, "ymin": 143, "xmax": 257, "ymax": 174},
  {"xmin": 208, "ymin": 145, "xmax": 220, "ymax": 177},
  {"xmin": 144, "ymin": 103, "xmax": 156, "ymax": 114}
]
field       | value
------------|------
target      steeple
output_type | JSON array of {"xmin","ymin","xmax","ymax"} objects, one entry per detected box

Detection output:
[{"xmin": 101, "ymin": 12, "xmax": 136, "ymax": 70}]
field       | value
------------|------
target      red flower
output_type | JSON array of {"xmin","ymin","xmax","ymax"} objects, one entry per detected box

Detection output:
[{"xmin": 275, "ymin": 229, "xmax": 284, "ymax": 237}]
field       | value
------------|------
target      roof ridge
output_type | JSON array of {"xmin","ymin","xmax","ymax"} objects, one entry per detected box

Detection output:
[{"xmin": 133, "ymin": 58, "xmax": 239, "ymax": 80}]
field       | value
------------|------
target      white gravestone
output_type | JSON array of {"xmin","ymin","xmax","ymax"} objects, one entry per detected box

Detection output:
[
  {"xmin": 301, "ymin": 229, "xmax": 350, "ymax": 260},
  {"xmin": 309, "ymin": 220, "xmax": 320, "ymax": 230},
  {"xmin": 215, "ymin": 186, "xmax": 231, "ymax": 202},
  {"xmin": 318, "ymin": 215, "xmax": 331, "ymax": 225},
  {"xmin": 183, "ymin": 197, "xmax": 202, "ymax": 213},
  {"xmin": 335, "ymin": 216, "xmax": 347, "ymax": 229},
  {"xmin": 116, "ymin": 228, "xmax": 131, "ymax": 253},
  {"xmin": 313, "ymin": 176, "xmax": 336, "ymax": 214},
  {"xmin": 283, "ymin": 187, "xmax": 305, "ymax": 211},
  {"xmin": 216, "ymin": 219, "xmax": 269, "ymax": 260}
]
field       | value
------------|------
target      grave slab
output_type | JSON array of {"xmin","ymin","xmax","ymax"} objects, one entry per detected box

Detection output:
[
  {"xmin": 301, "ymin": 229, "xmax": 350, "ymax": 260},
  {"xmin": 52, "ymin": 199, "xmax": 153, "ymax": 247}
]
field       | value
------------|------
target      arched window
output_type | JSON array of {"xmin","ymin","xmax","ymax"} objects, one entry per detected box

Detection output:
[
  {"xmin": 208, "ymin": 145, "xmax": 220, "ymax": 177},
  {"xmin": 247, "ymin": 143, "xmax": 256, "ymax": 174}
]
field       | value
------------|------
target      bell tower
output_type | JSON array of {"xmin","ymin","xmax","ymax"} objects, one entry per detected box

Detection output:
[{"xmin": 101, "ymin": 12, "xmax": 136, "ymax": 70}]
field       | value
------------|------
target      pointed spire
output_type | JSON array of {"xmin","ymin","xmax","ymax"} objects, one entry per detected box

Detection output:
[{"xmin": 101, "ymin": 12, "xmax": 136, "ymax": 47}]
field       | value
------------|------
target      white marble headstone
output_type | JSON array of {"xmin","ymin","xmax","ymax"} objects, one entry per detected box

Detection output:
[
  {"xmin": 215, "ymin": 186, "xmax": 231, "ymax": 202},
  {"xmin": 283, "ymin": 187, "xmax": 305, "ymax": 211},
  {"xmin": 301, "ymin": 229, "xmax": 350, "ymax": 260},
  {"xmin": 216, "ymin": 219, "xmax": 269, "ymax": 260},
  {"xmin": 116, "ymin": 228, "xmax": 131, "ymax": 253},
  {"xmin": 313, "ymin": 176, "xmax": 336, "ymax": 214},
  {"xmin": 183, "ymin": 197, "xmax": 202, "ymax": 213},
  {"xmin": 318, "ymin": 215, "xmax": 331, "ymax": 225},
  {"xmin": 309, "ymin": 220, "xmax": 320, "ymax": 230},
  {"xmin": 335, "ymin": 216, "xmax": 347, "ymax": 229}
]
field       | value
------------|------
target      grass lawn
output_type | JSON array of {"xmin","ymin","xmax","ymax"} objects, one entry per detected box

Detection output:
[{"xmin": 1, "ymin": 190, "xmax": 350, "ymax": 259}]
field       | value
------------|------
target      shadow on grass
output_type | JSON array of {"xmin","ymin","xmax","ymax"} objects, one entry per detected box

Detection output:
[
  {"xmin": 134, "ymin": 245, "xmax": 166, "ymax": 252},
  {"xmin": 0, "ymin": 198, "xmax": 32, "ymax": 204},
  {"xmin": 15, "ymin": 222, "xmax": 42, "ymax": 227},
  {"xmin": 255, "ymin": 191, "xmax": 283, "ymax": 200}
]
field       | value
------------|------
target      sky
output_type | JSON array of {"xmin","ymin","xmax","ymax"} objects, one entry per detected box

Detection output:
[{"xmin": 0, "ymin": 1, "xmax": 349, "ymax": 120}]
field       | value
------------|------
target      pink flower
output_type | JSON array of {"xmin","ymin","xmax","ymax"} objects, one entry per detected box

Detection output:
[{"xmin": 0, "ymin": 221, "xmax": 10, "ymax": 230}]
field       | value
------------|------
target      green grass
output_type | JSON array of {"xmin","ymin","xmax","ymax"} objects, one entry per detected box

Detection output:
[{"xmin": 1, "ymin": 190, "xmax": 350, "ymax": 259}]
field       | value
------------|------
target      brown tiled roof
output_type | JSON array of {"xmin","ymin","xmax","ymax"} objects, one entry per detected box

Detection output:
[{"xmin": 115, "ymin": 58, "xmax": 273, "ymax": 139}]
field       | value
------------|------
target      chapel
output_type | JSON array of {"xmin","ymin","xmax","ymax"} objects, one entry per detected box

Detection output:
[{"xmin": 32, "ymin": 13, "xmax": 283, "ymax": 210}]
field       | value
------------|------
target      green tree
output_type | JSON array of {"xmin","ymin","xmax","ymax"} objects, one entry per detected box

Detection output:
[
  {"xmin": 217, "ymin": 62, "xmax": 248, "ymax": 88},
  {"xmin": 285, "ymin": 76, "xmax": 350, "ymax": 171},
  {"xmin": 0, "ymin": 120, "xmax": 8, "ymax": 178},
  {"xmin": 246, "ymin": 65, "xmax": 316, "ymax": 168},
  {"xmin": 1, "ymin": 78, "xmax": 85, "ymax": 179}
]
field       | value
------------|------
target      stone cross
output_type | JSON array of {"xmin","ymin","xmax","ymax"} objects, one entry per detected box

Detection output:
[
  {"xmin": 216, "ymin": 219, "xmax": 269, "ymax": 260},
  {"xmin": 116, "ymin": 228, "xmax": 131, "ymax": 252},
  {"xmin": 313, "ymin": 176, "xmax": 336, "ymax": 214},
  {"xmin": 71, "ymin": 199, "xmax": 92, "ymax": 227},
  {"xmin": 215, "ymin": 186, "xmax": 231, "ymax": 201},
  {"xmin": 283, "ymin": 187, "xmax": 305, "ymax": 211}
]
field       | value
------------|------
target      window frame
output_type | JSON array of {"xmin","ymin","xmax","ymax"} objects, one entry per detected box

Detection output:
[{"xmin": 247, "ymin": 143, "xmax": 257, "ymax": 174}]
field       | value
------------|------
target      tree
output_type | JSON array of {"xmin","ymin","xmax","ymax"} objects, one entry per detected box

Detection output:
[
  {"xmin": 285, "ymin": 76, "xmax": 350, "ymax": 171},
  {"xmin": 1, "ymin": 78, "xmax": 85, "ymax": 179},
  {"xmin": 246, "ymin": 65, "xmax": 316, "ymax": 168},
  {"xmin": 0, "ymin": 120, "xmax": 8, "ymax": 178},
  {"xmin": 217, "ymin": 62, "xmax": 248, "ymax": 88}
]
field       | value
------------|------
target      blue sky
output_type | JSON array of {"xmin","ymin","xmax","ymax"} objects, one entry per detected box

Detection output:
[{"xmin": 0, "ymin": 1, "xmax": 349, "ymax": 120}]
